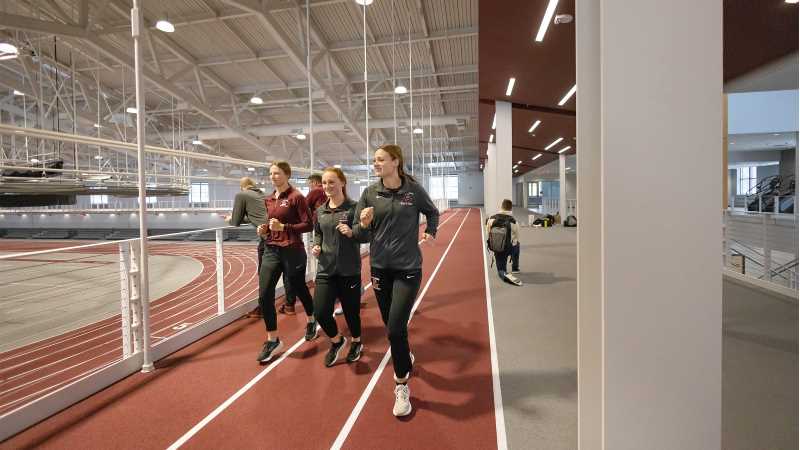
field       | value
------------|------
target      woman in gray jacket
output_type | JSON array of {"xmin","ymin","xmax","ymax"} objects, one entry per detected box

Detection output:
[
  {"xmin": 354, "ymin": 144, "xmax": 439, "ymax": 417},
  {"xmin": 311, "ymin": 167, "xmax": 367, "ymax": 367}
]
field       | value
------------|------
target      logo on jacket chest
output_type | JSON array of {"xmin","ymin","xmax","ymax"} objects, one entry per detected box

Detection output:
[
  {"xmin": 279, "ymin": 199, "xmax": 289, "ymax": 208},
  {"xmin": 399, "ymin": 192, "xmax": 414, "ymax": 206}
]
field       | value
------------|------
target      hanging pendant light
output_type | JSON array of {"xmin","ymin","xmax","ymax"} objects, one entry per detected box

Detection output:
[{"xmin": 394, "ymin": 83, "xmax": 408, "ymax": 94}]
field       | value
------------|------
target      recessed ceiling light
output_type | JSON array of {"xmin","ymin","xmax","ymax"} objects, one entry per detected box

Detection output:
[
  {"xmin": 394, "ymin": 84, "xmax": 408, "ymax": 94},
  {"xmin": 489, "ymin": 134, "xmax": 494, "ymax": 143},
  {"xmin": 505, "ymin": 78, "xmax": 516, "ymax": 96},
  {"xmin": 492, "ymin": 113, "xmax": 496, "ymax": 130},
  {"xmin": 13, "ymin": 90, "xmax": 24, "ymax": 96},
  {"xmin": 558, "ymin": 84, "xmax": 577, "ymax": 106},
  {"xmin": 250, "ymin": 96, "xmax": 264, "ymax": 105},
  {"xmin": 126, "ymin": 107, "xmax": 137, "ymax": 114},
  {"xmin": 534, "ymin": 0, "xmax": 560, "ymax": 42},
  {"xmin": 517, "ymin": 160, "xmax": 522, "ymax": 164},
  {"xmin": 296, "ymin": 133, "xmax": 307, "ymax": 140},
  {"xmin": 558, "ymin": 145, "xmax": 572, "ymax": 154},
  {"xmin": 528, "ymin": 120, "xmax": 541, "ymax": 133},
  {"xmin": 0, "ymin": 43, "xmax": 18, "ymax": 54},
  {"xmin": 155, "ymin": 19, "xmax": 175, "ymax": 33},
  {"xmin": 545, "ymin": 137, "xmax": 564, "ymax": 150},
  {"xmin": 532, "ymin": 154, "xmax": 542, "ymax": 160}
]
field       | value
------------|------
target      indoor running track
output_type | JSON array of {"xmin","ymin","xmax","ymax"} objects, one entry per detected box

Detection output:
[{"xmin": 0, "ymin": 208, "xmax": 502, "ymax": 450}]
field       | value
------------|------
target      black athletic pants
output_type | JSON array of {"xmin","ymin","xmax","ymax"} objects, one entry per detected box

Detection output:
[
  {"xmin": 313, "ymin": 274, "xmax": 362, "ymax": 339},
  {"xmin": 259, "ymin": 245, "xmax": 314, "ymax": 332},
  {"xmin": 371, "ymin": 267, "xmax": 422, "ymax": 380}
]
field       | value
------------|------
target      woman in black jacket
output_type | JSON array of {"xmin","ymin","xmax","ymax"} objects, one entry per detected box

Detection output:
[
  {"xmin": 353, "ymin": 144, "xmax": 439, "ymax": 417},
  {"xmin": 311, "ymin": 167, "xmax": 367, "ymax": 367}
]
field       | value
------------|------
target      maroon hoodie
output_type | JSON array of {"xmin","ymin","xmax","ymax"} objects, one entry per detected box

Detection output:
[{"xmin": 264, "ymin": 185, "xmax": 312, "ymax": 249}]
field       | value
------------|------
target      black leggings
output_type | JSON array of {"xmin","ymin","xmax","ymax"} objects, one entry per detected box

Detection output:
[
  {"xmin": 371, "ymin": 267, "xmax": 422, "ymax": 379},
  {"xmin": 313, "ymin": 274, "xmax": 362, "ymax": 340},
  {"xmin": 258, "ymin": 245, "xmax": 314, "ymax": 332}
]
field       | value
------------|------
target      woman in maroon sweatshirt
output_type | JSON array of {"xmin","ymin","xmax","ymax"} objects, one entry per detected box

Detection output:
[{"xmin": 255, "ymin": 161, "xmax": 317, "ymax": 363}]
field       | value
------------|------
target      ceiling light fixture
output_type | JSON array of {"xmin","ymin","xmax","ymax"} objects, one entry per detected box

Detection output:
[
  {"xmin": 528, "ymin": 120, "xmax": 541, "ymax": 133},
  {"xmin": 93, "ymin": 123, "xmax": 102, "ymax": 128},
  {"xmin": 126, "ymin": 107, "xmax": 137, "ymax": 114},
  {"xmin": 247, "ymin": 167, "xmax": 255, "ymax": 172},
  {"xmin": 517, "ymin": 160, "xmax": 522, "ymax": 164},
  {"xmin": 545, "ymin": 137, "xmax": 564, "ymax": 150},
  {"xmin": 394, "ymin": 83, "xmax": 408, "ymax": 94},
  {"xmin": 192, "ymin": 139, "xmax": 203, "ymax": 145},
  {"xmin": 558, "ymin": 145, "xmax": 572, "ymax": 154},
  {"xmin": 30, "ymin": 158, "xmax": 39, "ymax": 163},
  {"xmin": 94, "ymin": 155, "xmax": 103, "ymax": 160},
  {"xmin": 413, "ymin": 127, "xmax": 424, "ymax": 134},
  {"xmin": 532, "ymin": 154, "xmax": 542, "ymax": 160},
  {"xmin": 0, "ymin": 54, "xmax": 18, "ymax": 61},
  {"xmin": 505, "ymin": 78, "xmax": 516, "ymax": 96},
  {"xmin": 0, "ymin": 43, "xmax": 18, "ymax": 54},
  {"xmin": 355, "ymin": 0, "xmax": 374, "ymax": 5},
  {"xmin": 489, "ymin": 134, "xmax": 494, "ymax": 143},
  {"xmin": 296, "ymin": 133, "xmax": 307, "ymax": 140},
  {"xmin": 558, "ymin": 84, "xmax": 577, "ymax": 106},
  {"xmin": 250, "ymin": 95, "xmax": 264, "ymax": 105},
  {"xmin": 334, "ymin": 164, "xmax": 342, "ymax": 168},
  {"xmin": 13, "ymin": 90, "xmax": 24, "ymax": 96},
  {"xmin": 786, "ymin": 0, "xmax": 799, "ymax": 4},
  {"xmin": 491, "ymin": 113, "xmax": 496, "ymax": 130},
  {"xmin": 535, "ymin": 0, "xmax": 560, "ymax": 42},
  {"xmin": 155, "ymin": 19, "xmax": 175, "ymax": 33}
]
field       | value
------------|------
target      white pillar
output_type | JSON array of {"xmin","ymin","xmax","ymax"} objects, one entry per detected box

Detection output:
[
  {"xmin": 495, "ymin": 100, "xmax": 513, "ymax": 209},
  {"xmin": 559, "ymin": 155, "xmax": 567, "ymax": 221},
  {"xmin": 576, "ymin": 1, "xmax": 722, "ymax": 449},
  {"xmin": 486, "ymin": 143, "xmax": 497, "ymax": 212}
]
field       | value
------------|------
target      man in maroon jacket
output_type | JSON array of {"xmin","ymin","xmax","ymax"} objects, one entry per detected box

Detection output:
[{"xmin": 305, "ymin": 173, "xmax": 326, "ymax": 217}]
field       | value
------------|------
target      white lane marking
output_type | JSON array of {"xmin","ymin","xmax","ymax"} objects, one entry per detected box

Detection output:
[
  {"xmin": 480, "ymin": 209, "xmax": 508, "ymax": 450},
  {"xmin": 330, "ymin": 208, "xmax": 471, "ymax": 450}
]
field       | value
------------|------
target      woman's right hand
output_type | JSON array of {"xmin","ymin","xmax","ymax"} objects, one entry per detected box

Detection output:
[
  {"xmin": 359, "ymin": 207, "xmax": 374, "ymax": 227},
  {"xmin": 311, "ymin": 245, "xmax": 321, "ymax": 257},
  {"xmin": 257, "ymin": 224, "xmax": 268, "ymax": 237}
]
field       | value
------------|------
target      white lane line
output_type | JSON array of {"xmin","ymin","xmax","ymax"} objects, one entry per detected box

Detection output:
[
  {"xmin": 480, "ymin": 209, "xmax": 508, "ymax": 450},
  {"xmin": 330, "ymin": 208, "xmax": 472, "ymax": 450},
  {"xmin": 166, "ymin": 209, "xmax": 462, "ymax": 450}
]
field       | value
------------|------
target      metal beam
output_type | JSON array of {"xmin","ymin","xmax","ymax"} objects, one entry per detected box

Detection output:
[{"xmin": 0, "ymin": 13, "xmax": 90, "ymax": 38}]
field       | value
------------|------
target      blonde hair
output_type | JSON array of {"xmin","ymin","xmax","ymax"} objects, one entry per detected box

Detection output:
[{"xmin": 240, "ymin": 177, "xmax": 256, "ymax": 189}]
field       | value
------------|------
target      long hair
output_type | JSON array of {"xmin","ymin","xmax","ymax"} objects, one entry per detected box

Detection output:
[
  {"xmin": 322, "ymin": 166, "xmax": 348, "ymax": 200},
  {"xmin": 377, "ymin": 144, "xmax": 416, "ymax": 183}
]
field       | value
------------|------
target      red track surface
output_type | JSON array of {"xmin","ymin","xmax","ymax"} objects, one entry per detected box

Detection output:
[{"xmin": 1, "ymin": 209, "xmax": 497, "ymax": 449}]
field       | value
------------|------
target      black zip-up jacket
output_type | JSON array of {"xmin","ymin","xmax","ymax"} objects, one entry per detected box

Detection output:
[
  {"xmin": 352, "ymin": 177, "xmax": 439, "ymax": 271},
  {"xmin": 313, "ymin": 198, "xmax": 366, "ymax": 277}
]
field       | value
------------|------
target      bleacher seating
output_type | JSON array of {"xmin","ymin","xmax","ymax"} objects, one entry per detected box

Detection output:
[
  {"xmin": 72, "ymin": 229, "xmax": 111, "ymax": 240},
  {"xmin": 185, "ymin": 230, "xmax": 216, "ymax": 241},
  {"xmin": 3, "ymin": 229, "xmax": 35, "ymax": 239},
  {"xmin": 32, "ymin": 229, "xmax": 73, "ymax": 239}
]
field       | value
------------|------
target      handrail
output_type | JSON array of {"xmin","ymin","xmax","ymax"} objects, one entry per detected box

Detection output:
[{"xmin": 0, "ymin": 225, "xmax": 239, "ymax": 260}]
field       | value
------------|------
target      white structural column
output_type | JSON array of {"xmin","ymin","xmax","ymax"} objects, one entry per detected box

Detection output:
[
  {"xmin": 494, "ymin": 101, "xmax": 513, "ymax": 209},
  {"xmin": 486, "ymin": 143, "xmax": 496, "ymax": 211},
  {"xmin": 576, "ymin": 1, "xmax": 722, "ymax": 449},
  {"xmin": 559, "ymin": 154, "xmax": 567, "ymax": 221}
]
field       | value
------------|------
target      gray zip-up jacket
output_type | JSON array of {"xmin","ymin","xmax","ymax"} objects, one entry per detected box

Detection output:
[
  {"xmin": 229, "ymin": 187, "xmax": 266, "ymax": 228},
  {"xmin": 353, "ymin": 177, "xmax": 439, "ymax": 271},
  {"xmin": 313, "ymin": 198, "xmax": 367, "ymax": 277}
]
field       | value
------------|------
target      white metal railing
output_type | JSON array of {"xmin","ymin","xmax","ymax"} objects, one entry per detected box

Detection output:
[
  {"xmin": 742, "ymin": 194, "xmax": 795, "ymax": 214},
  {"xmin": 0, "ymin": 199, "xmax": 235, "ymax": 213},
  {"xmin": 723, "ymin": 209, "xmax": 798, "ymax": 290}
]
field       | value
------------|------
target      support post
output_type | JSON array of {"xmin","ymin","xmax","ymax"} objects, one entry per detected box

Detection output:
[
  {"xmin": 216, "ymin": 229, "xmax": 225, "ymax": 314},
  {"xmin": 118, "ymin": 242, "xmax": 133, "ymax": 358}
]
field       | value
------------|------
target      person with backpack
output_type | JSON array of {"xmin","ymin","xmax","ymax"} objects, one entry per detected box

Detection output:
[{"xmin": 486, "ymin": 199, "xmax": 522, "ymax": 286}]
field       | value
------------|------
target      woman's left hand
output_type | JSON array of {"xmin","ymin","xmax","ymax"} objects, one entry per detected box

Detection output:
[
  {"xmin": 336, "ymin": 223, "xmax": 353, "ymax": 238},
  {"xmin": 269, "ymin": 218, "xmax": 284, "ymax": 232}
]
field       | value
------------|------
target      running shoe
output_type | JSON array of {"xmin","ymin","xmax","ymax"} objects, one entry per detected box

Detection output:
[
  {"xmin": 511, "ymin": 269, "xmax": 520, "ymax": 274},
  {"xmin": 503, "ymin": 273, "xmax": 523, "ymax": 286},
  {"xmin": 393, "ymin": 384, "xmax": 412, "ymax": 417},
  {"xmin": 278, "ymin": 303, "xmax": 296, "ymax": 315},
  {"xmin": 305, "ymin": 320, "xmax": 318, "ymax": 341},
  {"xmin": 324, "ymin": 337, "xmax": 347, "ymax": 367},
  {"xmin": 334, "ymin": 306, "xmax": 344, "ymax": 316},
  {"xmin": 346, "ymin": 340, "xmax": 363, "ymax": 363},
  {"xmin": 256, "ymin": 339, "xmax": 283, "ymax": 363}
]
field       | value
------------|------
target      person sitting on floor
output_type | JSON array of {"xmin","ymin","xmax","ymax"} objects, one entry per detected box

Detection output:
[{"xmin": 486, "ymin": 199, "xmax": 522, "ymax": 286}]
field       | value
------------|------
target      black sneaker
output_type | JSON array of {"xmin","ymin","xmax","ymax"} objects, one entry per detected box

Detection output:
[
  {"xmin": 305, "ymin": 321, "xmax": 318, "ymax": 341},
  {"xmin": 346, "ymin": 340, "xmax": 363, "ymax": 363},
  {"xmin": 256, "ymin": 339, "xmax": 283, "ymax": 363},
  {"xmin": 324, "ymin": 337, "xmax": 347, "ymax": 367}
]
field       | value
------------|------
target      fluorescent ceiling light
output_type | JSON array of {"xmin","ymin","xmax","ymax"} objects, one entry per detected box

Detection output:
[
  {"xmin": 93, "ymin": 123, "xmax": 102, "ymax": 128},
  {"xmin": 491, "ymin": 113, "xmax": 496, "ymax": 130},
  {"xmin": 94, "ymin": 155, "xmax": 103, "ymax": 160},
  {"xmin": 517, "ymin": 160, "xmax": 522, "ymax": 164},
  {"xmin": 355, "ymin": 0, "xmax": 374, "ymax": 4},
  {"xmin": 13, "ymin": 90, "xmax": 24, "ymax": 96},
  {"xmin": 334, "ymin": 164, "xmax": 342, "ymax": 168},
  {"xmin": 534, "ymin": 0, "xmax": 560, "ymax": 42},
  {"xmin": 489, "ymin": 134, "xmax": 494, "ymax": 143},
  {"xmin": 155, "ymin": 19, "xmax": 175, "ymax": 33},
  {"xmin": 247, "ymin": 167, "xmax": 255, "ymax": 172},
  {"xmin": 787, "ymin": 0, "xmax": 799, "ymax": 4},
  {"xmin": 394, "ymin": 84, "xmax": 408, "ymax": 94},
  {"xmin": 413, "ymin": 127, "xmax": 423, "ymax": 134},
  {"xmin": 528, "ymin": 120, "xmax": 541, "ymax": 133},
  {"xmin": 29, "ymin": 158, "xmax": 39, "ymax": 163},
  {"xmin": 192, "ymin": 139, "xmax": 203, "ymax": 145},
  {"xmin": 505, "ymin": 78, "xmax": 516, "ymax": 96},
  {"xmin": 126, "ymin": 107, "xmax": 137, "ymax": 114},
  {"xmin": 0, "ymin": 43, "xmax": 18, "ymax": 54},
  {"xmin": 545, "ymin": 137, "xmax": 564, "ymax": 150},
  {"xmin": 250, "ymin": 96, "xmax": 264, "ymax": 105},
  {"xmin": 558, "ymin": 145, "xmax": 572, "ymax": 154},
  {"xmin": 296, "ymin": 133, "xmax": 307, "ymax": 140},
  {"xmin": 532, "ymin": 154, "xmax": 542, "ymax": 160},
  {"xmin": 558, "ymin": 84, "xmax": 577, "ymax": 106},
  {"xmin": 0, "ymin": 54, "xmax": 18, "ymax": 61}
]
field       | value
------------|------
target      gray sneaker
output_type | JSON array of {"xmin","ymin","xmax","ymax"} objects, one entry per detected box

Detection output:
[
  {"xmin": 393, "ymin": 384, "xmax": 412, "ymax": 417},
  {"xmin": 256, "ymin": 339, "xmax": 283, "ymax": 363},
  {"xmin": 324, "ymin": 337, "xmax": 347, "ymax": 367}
]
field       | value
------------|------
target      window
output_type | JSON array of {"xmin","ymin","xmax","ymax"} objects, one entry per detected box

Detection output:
[
  {"xmin": 298, "ymin": 187, "xmax": 309, "ymax": 196},
  {"xmin": 90, "ymin": 195, "xmax": 108, "ymax": 206},
  {"xmin": 136, "ymin": 196, "xmax": 158, "ymax": 205},
  {"xmin": 429, "ymin": 176, "xmax": 444, "ymax": 199},
  {"xmin": 737, "ymin": 167, "xmax": 757, "ymax": 195},
  {"xmin": 190, "ymin": 182, "xmax": 209, "ymax": 205},
  {"xmin": 527, "ymin": 182, "xmax": 540, "ymax": 197},
  {"xmin": 445, "ymin": 175, "xmax": 458, "ymax": 200}
]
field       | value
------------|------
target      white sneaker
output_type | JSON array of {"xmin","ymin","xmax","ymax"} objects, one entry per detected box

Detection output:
[
  {"xmin": 334, "ymin": 307, "xmax": 344, "ymax": 316},
  {"xmin": 503, "ymin": 273, "xmax": 523, "ymax": 286},
  {"xmin": 393, "ymin": 384, "xmax": 412, "ymax": 417}
]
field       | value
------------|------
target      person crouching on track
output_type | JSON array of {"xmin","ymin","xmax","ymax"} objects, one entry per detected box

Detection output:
[
  {"xmin": 254, "ymin": 161, "xmax": 317, "ymax": 364},
  {"xmin": 486, "ymin": 199, "xmax": 522, "ymax": 286},
  {"xmin": 310, "ymin": 167, "xmax": 367, "ymax": 367},
  {"xmin": 353, "ymin": 144, "xmax": 439, "ymax": 417}
]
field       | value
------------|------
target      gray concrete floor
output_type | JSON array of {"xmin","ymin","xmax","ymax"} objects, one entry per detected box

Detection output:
[{"xmin": 0, "ymin": 252, "xmax": 202, "ymax": 352}]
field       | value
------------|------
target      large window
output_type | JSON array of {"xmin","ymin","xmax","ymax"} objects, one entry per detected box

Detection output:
[
  {"xmin": 89, "ymin": 195, "xmax": 109, "ymax": 208},
  {"xmin": 429, "ymin": 175, "xmax": 457, "ymax": 200},
  {"xmin": 527, "ymin": 182, "xmax": 540, "ymax": 197},
  {"xmin": 737, "ymin": 167, "xmax": 757, "ymax": 195},
  {"xmin": 190, "ymin": 182, "xmax": 209, "ymax": 205},
  {"xmin": 136, "ymin": 196, "xmax": 157, "ymax": 205}
]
